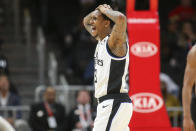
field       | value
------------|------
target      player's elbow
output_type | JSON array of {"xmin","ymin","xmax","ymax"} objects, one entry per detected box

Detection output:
[
  {"xmin": 183, "ymin": 82, "xmax": 193, "ymax": 91},
  {"xmin": 83, "ymin": 17, "xmax": 86, "ymax": 26}
]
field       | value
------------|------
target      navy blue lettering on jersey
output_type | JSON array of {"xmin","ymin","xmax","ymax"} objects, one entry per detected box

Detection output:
[{"xmin": 107, "ymin": 59, "xmax": 126, "ymax": 94}]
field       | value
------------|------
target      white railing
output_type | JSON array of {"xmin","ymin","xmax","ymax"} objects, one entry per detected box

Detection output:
[
  {"xmin": 35, "ymin": 85, "xmax": 94, "ymax": 102},
  {"xmin": 34, "ymin": 85, "xmax": 183, "ymax": 126},
  {"xmin": 0, "ymin": 98, "xmax": 183, "ymax": 128},
  {"xmin": 0, "ymin": 106, "xmax": 31, "ymax": 131},
  {"xmin": 48, "ymin": 52, "xmax": 58, "ymax": 86},
  {"xmin": 35, "ymin": 85, "xmax": 94, "ymax": 113},
  {"xmin": 0, "ymin": 106, "xmax": 30, "ymax": 120},
  {"xmin": 0, "ymin": 105, "xmax": 183, "ymax": 127},
  {"xmin": 59, "ymin": 74, "xmax": 69, "ymax": 85},
  {"xmin": 37, "ymin": 28, "xmax": 59, "ymax": 86},
  {"xmin": 167, "ymin": 106, "xmax": 183, "ymax": 127},
  {"xmin": 37, "ymin": 27, "xmax": 46, "ymax": 85},
  {"xmin": 24, "ymin": 9, "xmax": 32, "ymax": 64}
]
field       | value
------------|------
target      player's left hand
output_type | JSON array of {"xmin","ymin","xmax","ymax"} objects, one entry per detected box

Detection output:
[
  {"xmin": 97, "ymin": 4, "xmax": 112, "ymax": 13},
  {"xmin": 183, "ymin": 117, "xmax": 195, "ymax": 131}
]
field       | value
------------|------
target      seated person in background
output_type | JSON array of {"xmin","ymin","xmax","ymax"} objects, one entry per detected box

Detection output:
[
  {"xmin": 29, "ymin": 87, "xmax": 67, "ymax": 131},
  {"xmin": 67, "ymin": 90, "xmax": 96, "ymax": 131},
  {"xmin": 178, "ymin": 21, "xmax": 196, "ymax": 49},
  {"xmin": 160, "ymin": 80, "xmax": 181, "ymax": 125},
  {"xmin": 0, "ymin": 73, "xmax": 21, "ymax": 125},
  {"xmin": 0, "ymin": 55, "xmax": 18, "ymax": 95},
  {"xmin": 160, "ymin": 72, "xmax": 180, "ymax": 97}
]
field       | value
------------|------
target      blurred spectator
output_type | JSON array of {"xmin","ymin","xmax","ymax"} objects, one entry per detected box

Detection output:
[
  {"xmin": 0, "ymin": 55, "xmax": 18, "ymax": 95},
  {"xmin": 111, "ymin": 0, "xmax": 126, "ymax": 12},
  {"xmin": 0, "ymin": 72, "xmax": 27, "ymax": 131},
  {"xmin": 161, "ymin": 20, "xmax": 195, "ymax": 94},
  {"xmin": 161, "ymin": 20, "xmax": 179, "ymax": 63},
  {"xmin": 29, "ymin": 87, "xmax": 67, "ymax": 131},
  {"xmin": 160, "ymin": 72, "xmax": 180, "ymax": 97},
  {"xmin": 0, "ymin": 73, "xmax": 21, "ymax": 122},
  {"xmin": 160, "ymin": 19, "xmax": 186, "ymax": 91},
  {"xmin": 178, "ymin": 21, "xmax": 196, "ymax": 49},
  {"xmin": 165, "ymin": 21, "xmax": 195, "ymax": 83},
  {"xmin": 160, "ymin": 80, "xmax": 181, "ymax": 125},
  {"xmin": 66, "ymin": 22, "xmax": 96, "ymax": 84},
  {"xmin": 79, "ymin": 0, "xmax": 96, "ymax": 14},
  {"xmin": 67, "ymin": 90, "xmax": 96, "ymax": 131},
  {"xmin": 168, "ymin": 0, "xmax": 196, "ymax": 22}
]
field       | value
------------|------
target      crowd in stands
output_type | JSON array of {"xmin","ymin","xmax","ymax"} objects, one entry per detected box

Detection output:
[
  {"xmin": 28, "ymin": 88, "xmax": 96, "ymax": 131},
  {"xmin": 23, "ymin": 0, "xmax": 126, "ymax": 85},
  {"xmin": 0, "ymin": 0, "xmax": 195, "ymax": 130},
  {"xmin": 160, "ymin": 0, "xmax": 196, "ymax": 101},
  {"xmin": 0, "ymin": 71, "xmax": 96, "ymax": 131},
  {"xmin": 23, "ymin": 0, "xmax": 196, "ymax": 92},
  {"xmin": 29, "ymin": 87, "xmax": 67, "ymax": 131}
]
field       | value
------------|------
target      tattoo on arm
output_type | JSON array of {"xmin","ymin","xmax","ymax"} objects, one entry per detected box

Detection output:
[
  {"xmin": 103, "ymin": 10, "xmax": 126, "ymax": 24},
  {"xmin": 102, "ymin": 10, "xmax": 127, "ymax": 56}
]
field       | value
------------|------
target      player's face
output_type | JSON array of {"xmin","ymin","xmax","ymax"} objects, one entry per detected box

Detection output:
[{"xmin": 90, "ymin": 10, "xmax": 107, "ymax": 38}]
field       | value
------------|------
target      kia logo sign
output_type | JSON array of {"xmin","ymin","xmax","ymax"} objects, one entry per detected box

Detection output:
[
  {"xmin": 130, "ymin": 93, "xmax": 163, "ymax": 113},
  {"xmin": 131, "ymin": 42, "xmax": 158, "ymax": 57}
]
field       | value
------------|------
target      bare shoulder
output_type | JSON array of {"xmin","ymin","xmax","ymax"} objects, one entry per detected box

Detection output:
[
  {"xmin": 187, "ymin": 45, "xmax": 196, "ymax": 67},
  {"xmin": 187, "ymin": 45, "xmax": 196, "ymax": 59}
]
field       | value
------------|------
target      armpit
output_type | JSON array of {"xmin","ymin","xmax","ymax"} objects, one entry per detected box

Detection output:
[
  {"xmin": 188, "ymin": 45, "xmax": 196, "ymax": 66},
  {"xmin": 110, "ymin": 42, "xmax": 127, "ymax": 57}
]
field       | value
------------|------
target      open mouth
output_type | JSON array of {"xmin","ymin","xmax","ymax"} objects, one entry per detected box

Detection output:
[{"xmin": 91, "ymin": 26, "xmax": 96, "ymax": 33}]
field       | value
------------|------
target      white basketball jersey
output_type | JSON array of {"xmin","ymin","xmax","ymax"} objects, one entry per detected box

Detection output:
[{"xmin": 94, "ymin": 36, "xmax": 129, "ymax": 98}]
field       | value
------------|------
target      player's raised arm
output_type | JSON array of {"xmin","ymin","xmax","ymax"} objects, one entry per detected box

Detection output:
[
  {"xmin": 97, "ymin": 4, "xmax": 127, "ymax": 50},
  {"xmin": 83, "ymin": 12, "xmax": 94, "ymax": 36},
  {"xmin": 182, "ymin": 45, "xmax": 196, "ymax": 131}
]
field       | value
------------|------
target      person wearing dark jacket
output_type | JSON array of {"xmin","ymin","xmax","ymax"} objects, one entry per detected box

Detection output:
[
  {"xmin": 0, "ymin": 73, "xmax": 21, "ymax": 125},
  {"xmin": 29, "ymin": 87, "xmax": 67, "ymax": 131},
  {"xmin": 67, "ymin": 90, "xmax": 96, "ymax": 131}
]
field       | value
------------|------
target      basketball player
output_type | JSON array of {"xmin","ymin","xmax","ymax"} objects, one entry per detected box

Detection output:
[
  {"xmin": 182, "ymin": 44, "xmax": 196, "ymax": 131},
  {"xmin": 83, "ymin": 4, "xmax": 133, "ymax": 131},
  {"xmin": 0, "ymin": 116, "xmax": 15, "ymax": 131}
]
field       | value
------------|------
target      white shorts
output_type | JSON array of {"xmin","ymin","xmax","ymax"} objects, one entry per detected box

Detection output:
[{"xmin": 93, "ymin": 94, "xmax": 133, "ymax": 131}]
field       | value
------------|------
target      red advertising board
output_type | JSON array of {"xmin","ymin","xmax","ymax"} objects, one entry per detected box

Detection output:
[{"xmin": 127, "ymin": 0, "xmax": 181, "ymax": 130}]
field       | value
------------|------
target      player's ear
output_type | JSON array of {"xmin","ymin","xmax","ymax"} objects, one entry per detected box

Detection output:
[{"xmin": 104, "ymin": 20, "xmax": 110, "ymax": 28}]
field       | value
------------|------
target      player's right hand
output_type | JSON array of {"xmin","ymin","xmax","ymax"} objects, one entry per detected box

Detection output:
[
  {"xmin": 97, "ymin": 4, "xmax": 112, "ymax": 14},
  {"xmin": 183, "ymin": 117, "xmax": 195, "ymax": 131}
]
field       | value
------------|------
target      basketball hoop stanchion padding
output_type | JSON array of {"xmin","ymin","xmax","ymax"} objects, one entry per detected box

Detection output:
[{"xmin": 127, "ymin": 0, "xmax": 181, "ymax": 130}]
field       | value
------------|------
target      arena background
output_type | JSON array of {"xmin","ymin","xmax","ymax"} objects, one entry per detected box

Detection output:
[{"xmin": 0, "ymin": 0, "xmax": 195, "ymax": 130}]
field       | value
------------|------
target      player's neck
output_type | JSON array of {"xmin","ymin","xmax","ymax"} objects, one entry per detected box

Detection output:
[{"xmin": 98, "ymin": 28, "xmax": 111, "ymax": 41}]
